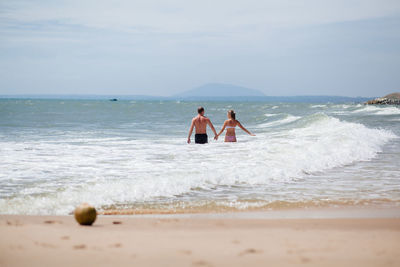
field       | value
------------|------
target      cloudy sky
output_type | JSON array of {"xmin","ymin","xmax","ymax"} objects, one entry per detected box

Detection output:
[{"xmin": 0, "ymin": 0, "xmax": 399, "ymax": 97}]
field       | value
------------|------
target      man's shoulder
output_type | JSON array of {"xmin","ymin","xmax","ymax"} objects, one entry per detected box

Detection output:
[
  {"xmin": 195, "ymin": 115, "xmax": 209, "ymax": 120},
  {"xmin": 202, "ymin": 116, "xmax": 211, "ymax": 123},
  {"xmin": 192, "ymin": 116, "xmax": 203, "ymax": 122}
]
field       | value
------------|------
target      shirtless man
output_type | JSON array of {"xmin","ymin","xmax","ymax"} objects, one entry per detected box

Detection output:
[{"xmin": 187, "ymin": 107, "xmax": 218, "ymax": 144}]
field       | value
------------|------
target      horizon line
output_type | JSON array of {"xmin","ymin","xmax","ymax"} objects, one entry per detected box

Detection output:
[{"xmin": 0, "ymin": 94, "xmax": 375, "ymax": 98}]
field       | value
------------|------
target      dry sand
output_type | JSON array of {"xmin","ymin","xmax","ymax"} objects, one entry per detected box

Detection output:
[{"xmin": 1, "ymin": 210, "xmax": 400, "ymax": 267}]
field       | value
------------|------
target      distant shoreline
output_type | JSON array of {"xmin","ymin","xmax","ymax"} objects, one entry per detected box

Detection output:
[{"xmin": 0, "ymin": 95, "xmax": 372, "ymax": 103}]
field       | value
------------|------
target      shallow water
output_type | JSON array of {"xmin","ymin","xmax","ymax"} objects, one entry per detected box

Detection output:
[{"xmin": 0, "ymin": 99, "xmax": 399, "ymax": 215}]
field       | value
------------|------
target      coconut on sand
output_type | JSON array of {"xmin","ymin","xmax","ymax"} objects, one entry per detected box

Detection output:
[{"xmin": 74, "ymin": 203, "xmax": 97, "ymax": 226}]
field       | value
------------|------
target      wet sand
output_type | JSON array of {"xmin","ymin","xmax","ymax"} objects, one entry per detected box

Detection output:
[{"xmin": 1, "ymin": 210, "xmax": 400, "ymax": 267}]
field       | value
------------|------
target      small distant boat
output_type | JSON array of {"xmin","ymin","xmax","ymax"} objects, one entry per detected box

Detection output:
[{"xmin": 109, "ymin": 98, "xmax": 118, "ymax": 101}]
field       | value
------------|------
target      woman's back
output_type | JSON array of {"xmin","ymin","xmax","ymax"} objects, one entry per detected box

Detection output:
[
  {"xmin": 216, "ymin": 109, "xmax": 255, "ymax": 142},
  {"xmin": 225, "ymin": 119, "xmax": 237, "ymax": 136}
]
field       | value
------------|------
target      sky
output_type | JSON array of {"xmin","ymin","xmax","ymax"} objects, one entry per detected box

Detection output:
[{"xmin": 0, "ymin": 0, "xmax": 400, "ymax": 97}]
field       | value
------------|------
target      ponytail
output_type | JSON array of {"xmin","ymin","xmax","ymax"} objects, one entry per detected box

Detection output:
[{"xmin": 228, "ymin": 110, "xmax": 236, "ymax": 120}]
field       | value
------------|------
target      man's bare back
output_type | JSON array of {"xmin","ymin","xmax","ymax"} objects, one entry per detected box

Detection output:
[
  {"xmin": 187, "ymin": 107, "xmax": 218, "ymax": 144},
  {"xmin": 193, "ymin": 115, "xmax": 209, "ymax": 134}
]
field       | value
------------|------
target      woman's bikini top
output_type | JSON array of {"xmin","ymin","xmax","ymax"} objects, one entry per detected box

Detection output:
[{"xmin": 226, "ymin": 125, "xmax": 235, "ymax": 129}]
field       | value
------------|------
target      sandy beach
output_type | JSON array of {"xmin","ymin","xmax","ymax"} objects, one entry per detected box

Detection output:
[
  {"xmin": 2, "ymin": 0, "xmax": 400, "ymax": 266},
  {"xmin": 1, "ymin": 209, "xmax": 400, "ymax": 267}
]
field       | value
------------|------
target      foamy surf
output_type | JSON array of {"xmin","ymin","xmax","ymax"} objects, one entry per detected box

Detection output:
[
  {"xmin": 352, "ymin": 105, "xmax": 400, "ymax": 115},
  {"xmin": 0, "ymin": 114, "xmax": 397, "ymax": 215},
  {"xmin": 257, "ymin": 114, "xmax": 301, "ymax": 128},
  {"xmin": 0, "ymin": 100, "xmax": 399, "ymax": 215}
]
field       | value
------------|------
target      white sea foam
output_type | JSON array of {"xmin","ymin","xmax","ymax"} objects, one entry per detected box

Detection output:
[
  {"xmin": 336, "ymin": 104, "xmax": 352, "ymax": 109},
  {"xmin": 375, "ymin": 107, "xmax": 400, "ymax": 115},
  {"xmin": 330, "ymin": 111, "xmax": 348, "ymax": 115},
  {"xmin": 0, "ymin": 113, "xmax": 396, "ymax": 215},
  {"xmin": 352, "ymin": 105, "xmax": 400, "ymax": 115},
  {"xmin": 257, "ymin": 115, "xmax": 301, "ymax": 128},
  {"xmin": 311, "ymin": 104, "xmax": 326, "ymax": 108}
]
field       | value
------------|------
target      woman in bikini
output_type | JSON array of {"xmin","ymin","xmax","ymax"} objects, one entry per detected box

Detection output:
[{"xmin": 216, "ymin": 110, "xmax": 255, "ymax": 142}]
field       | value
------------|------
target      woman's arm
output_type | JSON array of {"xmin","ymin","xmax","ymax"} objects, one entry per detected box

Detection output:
[
  {"xmin": 216, "ymin": 121, "xmax": 227, "ymax": 137},
  {"xmin": 237, "ymin": 121, "xmax": 255, "ymax": 136}
]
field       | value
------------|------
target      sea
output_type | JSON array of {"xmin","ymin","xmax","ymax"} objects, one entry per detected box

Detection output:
[{"xmin": 0, "ymin": 99, "xmax": 399, "ymax": 215}]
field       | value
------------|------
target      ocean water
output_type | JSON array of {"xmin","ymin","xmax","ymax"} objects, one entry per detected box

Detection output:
[{"xmin": 0, "ymin": 99, "xmax": 399, "ymax": 215}]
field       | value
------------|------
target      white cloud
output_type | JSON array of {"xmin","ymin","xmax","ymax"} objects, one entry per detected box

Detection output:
[
  {"xmin": 2, "ymin": 0, "xmax": 400, "ymax": 34},
  {"xmin": 0, "ymin": 0, "xmax": 399, "ymax": 96}
]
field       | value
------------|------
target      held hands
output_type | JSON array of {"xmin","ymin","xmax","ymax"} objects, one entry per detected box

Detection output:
[{"xmin": 214, "ymin": 135, "xmax": 218, "ymax": 140}]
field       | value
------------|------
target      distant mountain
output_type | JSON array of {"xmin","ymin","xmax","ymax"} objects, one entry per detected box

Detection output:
[
  {"xmin": 170, "ymin": 95, "xmax": 370, "ymax": 103},
  {"xmin": 173, "ymin": 83, "xmax": 265, "ymax": 98}
]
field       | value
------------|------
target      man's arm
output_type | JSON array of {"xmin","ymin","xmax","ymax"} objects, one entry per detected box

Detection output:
[
  {"xmin": 187, "ymin": 118, "xmax": 195, "ymax": 143},
  {"xmin": 207, "ymin": 118, "xmax": 218, "ymax": 140}
]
